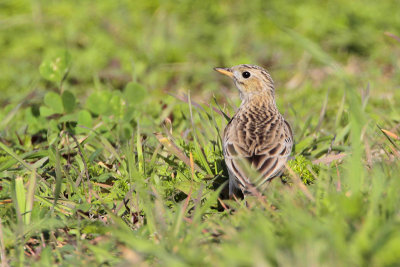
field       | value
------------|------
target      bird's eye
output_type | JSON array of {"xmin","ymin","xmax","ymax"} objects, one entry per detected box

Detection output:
[{"xmin": 242, "ymin": 71, "xmax": 251, "ymax": 78}]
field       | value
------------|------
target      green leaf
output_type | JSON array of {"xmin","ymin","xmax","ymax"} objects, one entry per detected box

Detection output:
[
  {"xmin": 76, "ymin": 202, "xmax": 91, "ymax": 212},
  {"xmin": 39, "ymin": 51, "xmax": 71, "ymax": 83},
  {"xmin": 175, "ymin": 180, "xmax": 200, "ymax": 196},
  {"xmin": 58, "ymin": 114, "xmax": 79, "ymax": 123},
  {"xmin": 123, "ymin": 82, "xmax": 147, "ymax": 105},
  {"xmin": 44, "ymin": 92, "xmax": 64, "ymax": 114},
  {"xmin": 85, "ymin": 91, "xmax": 111, "ymax": 115},
  {"xmin": 39, "ymin": 106, "xmax": 56, "ymax": 117},
  {"xmin": 93, "ymin": 173, "xmax": 111, "ymax": 182},
  {"xmin": 62, "ymin": 90, "xmax": 76, "ymax": 113},
  {"xmin": 77, "ymin": 110, "xmax": 93, "ymax": 134},
  {"xmin": 109, "ymin": 94, "xmax": 124, "ymax": 117}
]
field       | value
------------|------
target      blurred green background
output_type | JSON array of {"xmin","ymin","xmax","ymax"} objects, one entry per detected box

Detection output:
[
  {"xmin": 2, "ymin": 0, "xmax": 399, "ymax": 97},
  {"xmin": 1, "ymin": 0, "xmax": 400, "ymax": 137},
  {"xmin": 1, "ymin": 0, "xmax": 400, "ymax": 266}
]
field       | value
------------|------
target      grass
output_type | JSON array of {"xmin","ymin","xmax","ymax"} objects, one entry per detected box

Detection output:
[{"xmin": 1, "ymin": 0, "xmax": 400, "ymax": 266}]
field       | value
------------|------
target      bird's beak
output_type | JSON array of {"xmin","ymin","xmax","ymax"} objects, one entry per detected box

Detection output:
[{"xmin": 214, "ymin": 67, "xmax": 234, "ymax": 78}]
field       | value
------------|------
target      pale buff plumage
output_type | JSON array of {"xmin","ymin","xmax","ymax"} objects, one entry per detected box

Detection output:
[{"xmin": 214, "ymin": 64, "xmax": 293, "ymax": 197}]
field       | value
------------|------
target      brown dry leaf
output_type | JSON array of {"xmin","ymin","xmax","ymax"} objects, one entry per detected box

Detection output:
[
  {"xmin": 381, "ymin": 129, "xmax": 400, "ymax": 140},
  {"xmin": 0, "ymin": 199, "xmax": 12, "ymax": 205},
  {"xmin": 93, "ymin": 182, "xmax": 112, "ymax": 189}
]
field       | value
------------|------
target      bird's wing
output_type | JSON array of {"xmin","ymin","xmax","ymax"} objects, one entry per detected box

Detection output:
[
  {"xmin": 223, "ymin": 112, "xmax": 293, "ymax": 188},
  {"xmin": 223, "ymin": 117, "xmax": 252, "ymax": 188},
  {"xmin": 251, "ymin": 118, "xmax": 293, "ymax": 186}
]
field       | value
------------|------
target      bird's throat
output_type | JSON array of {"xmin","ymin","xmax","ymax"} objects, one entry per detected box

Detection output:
[{"xmin": 240, "ymin": 91, "xmax": 276, "ymax": 109}]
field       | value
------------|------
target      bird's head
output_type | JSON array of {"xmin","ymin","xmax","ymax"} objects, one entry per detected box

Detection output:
[{"xmin": 214, "ymin": 64, "xmax": 275, "ymax": 100}]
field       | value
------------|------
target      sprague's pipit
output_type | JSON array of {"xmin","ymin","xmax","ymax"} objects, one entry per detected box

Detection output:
[{"xmin": 214, "ymin": 64, "xmax": 293, "ymax": 197}]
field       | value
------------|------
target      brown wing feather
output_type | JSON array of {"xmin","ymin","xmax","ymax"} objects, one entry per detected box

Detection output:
[
  {"xmin": 223, "ymin": 118, "xmax": 251, "ymax": 188},
  {"xmin": 223, "ymin": 104, "xmax": 293, "ymax": 190}
]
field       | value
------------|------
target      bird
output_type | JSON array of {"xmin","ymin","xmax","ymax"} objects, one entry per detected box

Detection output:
[{"xmin": 214, "ymin": 64, "xmax": 293, "ymax": 197}]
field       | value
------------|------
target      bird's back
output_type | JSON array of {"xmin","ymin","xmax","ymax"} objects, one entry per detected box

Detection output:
[{"xmin": 223, "ymin": 97, "xmax": 293, "ymax": 192}]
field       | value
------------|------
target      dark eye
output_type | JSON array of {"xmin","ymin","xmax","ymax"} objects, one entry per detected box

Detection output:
[{"xmin": 242, "ymin": 71, "xmax": 251, "ymax": 78}]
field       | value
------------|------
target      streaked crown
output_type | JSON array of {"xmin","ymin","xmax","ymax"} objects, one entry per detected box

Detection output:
[{"xmin": 214, "ymin": 64, "xmax": 274, "ymax": 96}]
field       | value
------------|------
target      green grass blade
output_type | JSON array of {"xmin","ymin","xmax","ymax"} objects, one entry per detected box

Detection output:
[
  {"xmin": 50, "ymin": 145, "xmax": 63, "ymax": 207},
  {"xmin": 0, "ymin": 142, "xmax": 35, "ymax": 172},
  {"xmin": 25, "ymin": 171, "xmax": 37, "ymax": 225},
  {"xmin": 14, "ymin": 176, "xmax": 26, "ymax": 224}
]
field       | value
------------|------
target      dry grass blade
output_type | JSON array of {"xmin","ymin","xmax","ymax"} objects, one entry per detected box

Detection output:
[
  {"xmin": 381, "ymin": 129, "xmax": 400, "ymax": 140},
  {"xmin": 379, "ymin": 126, "xmax": 400, "ymax": 157},
  {"xmin": 312, "ymin": 153, "xmax": 347, "ymax": 164},
  {"xmin": 218, "ymin": 198, "xmax": 228, "ymax": 211},
  {"xmin": 0, "ymin": 200, "xmax": 12, "ymax": 205},
  {"xmin": 93, "ymin": 182, "xmax": 113, "ymax": 189},
  {"xmin": 387, "ymin": 144, "xmax": 400, "ymax": 158},
  {"xmin": 384, "ymin": 32, "xmax": 400, "ymax": 43},
  {"xmin": 154, "ymin": 132, "xmax": 204, "ymax": 174}
]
